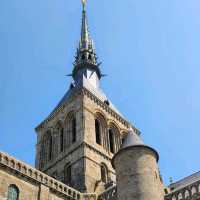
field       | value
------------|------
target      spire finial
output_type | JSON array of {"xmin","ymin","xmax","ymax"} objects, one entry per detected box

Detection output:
[{"xmin": 82, "ymin": 0, "xmax": 87, "ymax": 10}]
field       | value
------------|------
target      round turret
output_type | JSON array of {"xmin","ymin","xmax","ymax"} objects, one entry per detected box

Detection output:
[{"xmin": 112, "ymin": 129, "xmax": 164, "ymax": 200}]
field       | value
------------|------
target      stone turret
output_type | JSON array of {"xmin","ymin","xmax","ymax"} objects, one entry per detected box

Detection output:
[{"xmin": 112, "ymin": 129, "xmax": 164, "ymax": 200}]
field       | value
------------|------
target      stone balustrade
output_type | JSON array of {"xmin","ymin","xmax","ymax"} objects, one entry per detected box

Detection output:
[
  {"xmin": 165, "ymin": 181, "xmax": 200, "ymax": 200},
  {"xmin": 0, "ymin": 151, "xmax": 81, "ymax": 200},
  {"xmin": 97, "ymin": 186, "xmax": 117, "ymax": 200}
]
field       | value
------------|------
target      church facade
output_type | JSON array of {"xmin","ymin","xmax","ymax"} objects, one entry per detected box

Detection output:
[{"xmin": 0, "ymin": 1, "xmax": 200, "ymax": 200}]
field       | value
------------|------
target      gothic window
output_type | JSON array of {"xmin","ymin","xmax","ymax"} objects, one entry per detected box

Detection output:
[
  {"xmin": 64, "ymin": 163, "xmax": 72, "ymax": 185},
  {"xmin": 48, "ymin": 134, "xmax": 53, "ymax": 161},
  {"xmin": 72, "ymin": 117, "xmax": 76, "ymax": 143},
  {"xmin": 7, "ymin": 185, "xmax": 19, "ymax": 200},
  {"xmin": 60, "ymin": 127, "xmax": 64, "ymax": 152},
  {"xmin": 95, "ymin": 119, "xmax": 101, "ymax": 145},
  {"xmin": 109, "ymin": 129, "xmax": 115, "ymax": 154},
  {"xmin": 101, "ymin": 164, "xmax": 108, "ymax": 183},
  {"xmin": 108, "ymin": 124, "xmax": 121, "ymax": 154}
]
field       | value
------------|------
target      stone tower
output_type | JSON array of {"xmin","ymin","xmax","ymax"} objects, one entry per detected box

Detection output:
[
  {"xmin": 112, "ymin": 129, "xmax": 164, "ymax": 200},
  {"xmin": 35, "ymin": 0, "xmax": 139, "ymax": 193}
]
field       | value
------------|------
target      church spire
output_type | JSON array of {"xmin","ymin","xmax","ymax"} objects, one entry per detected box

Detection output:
[
  {"xmin": 80, "ymin": 0, "xmax": 89, "ymax": 48},
  {"xmin": 72, "ymin": 0, "xmax": 102, "ymax": 86}
]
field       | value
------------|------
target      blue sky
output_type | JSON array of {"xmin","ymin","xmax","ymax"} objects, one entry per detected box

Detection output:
[{"xmin": 1, "ymin": 0, "xmax": 200, "ymax": 185}]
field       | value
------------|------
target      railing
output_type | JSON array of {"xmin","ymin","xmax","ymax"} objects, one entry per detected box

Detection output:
[{"xmin": 98, "ymin": 186, "xmax": 117, "ymax": 200}]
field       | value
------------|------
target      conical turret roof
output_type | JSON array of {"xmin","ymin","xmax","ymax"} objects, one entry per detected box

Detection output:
[{"xmin": 121, "ymin": 128, "xmax": 144, "ymax": 149}]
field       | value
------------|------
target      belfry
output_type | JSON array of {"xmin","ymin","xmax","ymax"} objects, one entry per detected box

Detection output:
[{"xmin": 35, "ymin": 0, "xmax": 133, "ymax": 193}]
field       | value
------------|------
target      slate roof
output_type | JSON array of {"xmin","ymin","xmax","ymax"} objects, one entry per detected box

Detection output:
[
  {"xmin": 50, "ymin": 76, "xmax": 123, "ymax": 118},
  {"xmin": 170, "ymin": 171, "xmax": 200, "ymax": 192},
  {"xmin": 121, "ymin": 128, "xmax": 144, "ymax": 149}
]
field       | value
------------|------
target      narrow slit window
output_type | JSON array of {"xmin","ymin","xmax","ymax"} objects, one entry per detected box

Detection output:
[
  {"xmin": 72, "ymin": 118, "xmax": 76, "ymax": 143},
  {"xmin": 109, "ymin": 129, "xmax": 115, "ymax": 154},
  {"xmin": 95, "ymin": 119, "xmax": 101, "ymax": 145},
  {"xmin": 60, "ymin": 128, "xmax": 64, "ymax": 152},
  {"xmin": 49, "ymin": 135, "xmax": 53, "ymax": 161}
]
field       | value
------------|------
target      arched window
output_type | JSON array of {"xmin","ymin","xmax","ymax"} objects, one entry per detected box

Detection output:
[
  {"xmin": 108, "ymin": 124, "xmax": 121, "ymax": 154},
  {"xmin": 101, "ymin": 164, "xmax": 108, "ymax": 183},
  {"xmin": 95, "ymin": 119, "xmax": 101, "ymax": 145},
  {"xmin": 48, "ymin": 134, "xmax": 53, "ymax": 161},
  {"xmin": 72, "ymin": 118, "xmax": 76, "ymax": 143},
  {"xmin": 109, "ymin": 129, "xmax": 115, "ymax": 154},
  {"xmin": 60, "ymin": 127, "xmax": 64, "ymax": 152},
  {"xmin": 7, "ymin": 185, "xmax": 19, "ymax": 200},
  {"xmin": 64, "ymin": 163, "xmax": 72, "ymax": 186}
]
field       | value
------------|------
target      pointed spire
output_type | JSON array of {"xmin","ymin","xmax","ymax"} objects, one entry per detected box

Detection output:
[
  {"xmin": 71, "ymin": 0, "xmax": 102, "ymax": 82},
  {"xmin": 80, "ymin": 0, "xmax": 89, "ymax": 49}
]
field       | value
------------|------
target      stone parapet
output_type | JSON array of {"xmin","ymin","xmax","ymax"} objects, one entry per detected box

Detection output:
[{"xmin": 0, "ymin": 151, "xmax": 81, "ymax": 199}]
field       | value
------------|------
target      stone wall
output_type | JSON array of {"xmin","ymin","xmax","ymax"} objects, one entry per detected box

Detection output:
[{"xmin": 0, "ymin": 151, "xmax": 82, "ymax": 200}]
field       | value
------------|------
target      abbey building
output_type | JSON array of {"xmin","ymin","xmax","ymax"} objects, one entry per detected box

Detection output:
[{"xmin": 1, "ymin": 1, "xmax": 200, "ymax": 200}]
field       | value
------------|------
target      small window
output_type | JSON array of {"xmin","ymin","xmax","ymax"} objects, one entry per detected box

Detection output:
[
  {"xmin": 95, "ymin": 119, "xmax": 101, "ymax": 145},
  {"xmin": 7, "ymin": 185, "xmax": 19, "ymax": 200},
  {"xmin": 109, "ymin": 129, "xmax": 115, "ymax": 154},
  {"xmin": 101, "ymin": 164, "xmax": 108, "ymax": 183},
  {"xmin": 88, "ymin": 54, "xmax": 92, "ymax": 60},
  {"xmin": 72, "ymin": 118, "xmax": 76, "ymax": 143}
]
